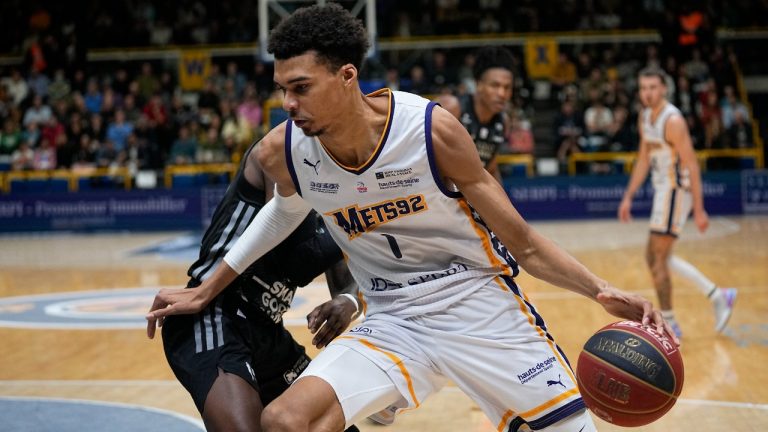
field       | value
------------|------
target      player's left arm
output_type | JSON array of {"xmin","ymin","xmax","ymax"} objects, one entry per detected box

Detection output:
[
  {"xmin": 666, "ymin": 114, "xmax": 708, "ymax": 233},
  {"xmin": 430, "ymin": 106, "xmax": 674, "ymax": 340},
  {"xmin": 307, "ymin": 259, "xmax": 360, "ymax": 348}
]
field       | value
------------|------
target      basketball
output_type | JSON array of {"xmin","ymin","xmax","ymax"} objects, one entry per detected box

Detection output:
[{"xmin": 576, "ymin": 321, "xmax": 684, "ymax": 427}]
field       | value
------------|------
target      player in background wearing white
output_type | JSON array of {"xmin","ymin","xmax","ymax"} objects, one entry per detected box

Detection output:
[
  {"xmin": 619, "ymin": 67, "xmax": 736, "ymax": 338},
  {"xmin": 147, "ymin": 5, "xmax": 676, "ymax": 432}
]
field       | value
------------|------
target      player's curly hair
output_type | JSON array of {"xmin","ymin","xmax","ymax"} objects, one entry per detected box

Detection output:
[
  {"xmin": 268, "ymin": 3, "xmax": 370, "ymax": 71},
  {"xmin": 473, "ymin": 46, "xmax": 515, "ymax": 81}
]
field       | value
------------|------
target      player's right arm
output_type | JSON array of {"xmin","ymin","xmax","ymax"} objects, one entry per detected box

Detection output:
[
  {"xmin": 618, "ymin": 118, "xmax": 650, "ymax": 223},
  {"xmin": 146, "ymin": 122, "xmax": 312, "ymax": 337}
]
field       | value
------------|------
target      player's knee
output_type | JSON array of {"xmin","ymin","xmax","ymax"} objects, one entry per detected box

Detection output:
[{"xmin": 261, "ymin": 402, "xmax": 306, "ymax": 432}]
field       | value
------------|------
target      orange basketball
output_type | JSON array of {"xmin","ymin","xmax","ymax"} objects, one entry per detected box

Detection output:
[{"xmin": 576, "ymin": 321, "xmax": 684, "ymax": 427}]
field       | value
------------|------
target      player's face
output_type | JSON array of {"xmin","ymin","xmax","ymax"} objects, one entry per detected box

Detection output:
[
  {"xmin": 638, "ymin": 76, "xmax": 666, "ymax": 108},
  {"xmin": 475, "ymin": 68, "xmax": 513, "ymax": 114},
  {"xmin": 274, "ymin": 52, "xmax": 347, "ymax": 137}
]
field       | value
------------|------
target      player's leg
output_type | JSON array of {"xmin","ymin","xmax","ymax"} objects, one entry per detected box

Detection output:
[
  {"xmin": 202, "ymin": 369, "xmax": 263, "ymax": 431},
  {"xmin": 647, "ymin": 233, "xmax": 680, "ymax": 336},
  {"xmin": 261, "ymin": 345, "xmax": 405, "ymax": 432},
  {"xmin": 162, "ymin": 295, "xmax": 264, "ymax": 431}
]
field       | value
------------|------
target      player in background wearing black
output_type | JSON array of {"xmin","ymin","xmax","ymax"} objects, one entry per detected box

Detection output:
[
  {"xmin": 146, "ymin": 141, "xmax": 361, "ymax": 432},
  {"xmin": 438, "ymin": 46, "xmax": 515, "ymax": 184}
]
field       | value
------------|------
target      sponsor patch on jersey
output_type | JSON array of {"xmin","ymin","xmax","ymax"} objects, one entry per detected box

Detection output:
[
  {"xmin": 309, "ymin": 181, "xmax": 340, "ymax": 194},
  {"xmin": 325, "ymin": 194, "xmax": 427, "ymax": 240},
  {"xmin": 356, "ymin": 182, "xmax": 368, "ymax": 193},
  {"xmin": 377, "ymin": 177, "xmax": 420, "ymax": 190},
  {"xmin": 374, "ymin": 167, "xmax": 413, "ymax": 180}
]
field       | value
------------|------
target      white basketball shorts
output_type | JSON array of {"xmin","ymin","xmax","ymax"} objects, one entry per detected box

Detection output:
[
  {"xmin": 299, "ymin": 275, "xmax": 585, "ymax": 431},
  {"xmin": 649, "ymin": 187, "xmax": 693, "ymax": 237}
]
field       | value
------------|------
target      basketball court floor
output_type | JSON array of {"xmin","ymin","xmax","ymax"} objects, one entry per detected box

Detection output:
[{"xmin": 0, "ymin": 216, "xmax": 766, "ymax": 431}]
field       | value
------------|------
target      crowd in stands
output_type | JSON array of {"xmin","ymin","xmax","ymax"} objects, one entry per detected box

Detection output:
[{"xmin": 0, "ymin": 1, "xmax": 760, "ymax": 179}]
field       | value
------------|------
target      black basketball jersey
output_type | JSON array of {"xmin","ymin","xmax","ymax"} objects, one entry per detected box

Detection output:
[
  {"xmin": 187, "ymin": 143, "xmax": 343, "ymax": 323},
  {"xmin": 459, "ymin": 95, "xmax": 506, "ymax": 166}
]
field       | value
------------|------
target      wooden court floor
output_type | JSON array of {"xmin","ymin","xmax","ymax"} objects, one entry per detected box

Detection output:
[{"xmin": 0, "ymin": 216, "xmax": 766, "ymax": 431}]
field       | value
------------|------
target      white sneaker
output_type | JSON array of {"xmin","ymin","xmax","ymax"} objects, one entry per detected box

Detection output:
[
  {"xmin": 713, "ymin": 288, "xmax": 737, "ymax": 333},
  {"xmin": 368, "ymin": 405, "xmax": 398, "ymax": 426}
]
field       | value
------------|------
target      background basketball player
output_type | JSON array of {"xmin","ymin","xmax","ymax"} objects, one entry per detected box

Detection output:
[
  {"xmin": 618, "ymin": 67, "xmax": 737, "ymax": 338},
  {"xmin": 438, "ymin": 46, "xmax": 515, "ymax": 184},
  {"xmin": 146, "ymin": 141, "xmax": 361, "ymax": 432}
]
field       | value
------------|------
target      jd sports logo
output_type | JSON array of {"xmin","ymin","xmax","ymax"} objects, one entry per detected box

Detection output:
[{"xmin": 303, "ymin": 158, "xmax": 320, "ymax": 175}]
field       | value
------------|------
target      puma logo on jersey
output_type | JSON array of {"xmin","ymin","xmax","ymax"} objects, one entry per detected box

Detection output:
[
  {"xmin": 326, "ymin": 194, "xmax": 427, "ymax": 239},
  {"xmin": 303, "ymin": 158, "xmax": 320, "ymax": 175}
]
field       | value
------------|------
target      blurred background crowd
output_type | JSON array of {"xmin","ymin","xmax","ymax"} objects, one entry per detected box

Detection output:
[{"xmin": 0, "ymin": 0, "xmax": 764, "ymax": 177}]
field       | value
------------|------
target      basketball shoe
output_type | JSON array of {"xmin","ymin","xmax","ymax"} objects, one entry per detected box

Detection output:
[{"xmin": 713, "ymin": 287, "xmax": 737, "ymax": 333}]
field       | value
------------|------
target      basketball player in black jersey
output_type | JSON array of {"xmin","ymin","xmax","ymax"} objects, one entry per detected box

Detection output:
[
  {"xmin": 438, "ymin": 46, "xmax": 515, "ymax": 184},
  {"xmin": 146, "ymin": 142, "xmax": 361, "ymax": 432}
]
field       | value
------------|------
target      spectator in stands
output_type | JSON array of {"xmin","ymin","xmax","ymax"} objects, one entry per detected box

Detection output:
[
  {"xmin": 674, "ymin": 75, "xmax": 695, "ymax": 116},
  {"xmin": 106, "ymin": 109, "xmax": 134, "ymax": 151},
  {"xmin": 225, "ymin": 61, "xmax": 247, "ymax": 96},
  {"xmin": 554, "ymin": 99, "xmax": 584, "ymax": 165},
  {"xmin": 11, "ymin": 140, "xmax": 35, "ymax": 170},
  {"xmin": 575, "ymin": 51, "xmax": 593, "ymax": 81},
  {"xmin": 403, "ymin": 65, "xmax": 430, "ymax": 95},
  {"xmin": 112, "ymin": 68, "xmax": 131, "ymax": 96},
  {"xmin": 169, "ymin": 124, "xmax": 197, "ymax": 165},
  {"xmin": 1, "ymin": 69, "xmax": 29, "ymax": 106},
  {"xmin": 48, "ymin": 69, "xmax": 71, "ymax": 103},
  {"xmin": 583, "ymin": 89, "xmax": 613, "ymax": 151},
  {"xmin": 32, "ymin": 136, "xmax": 56, "ymax": 170},
  {"xmin": 504, "ymin": 115, "xmax": 534, "ymax": 155},
  {"xmin": 137, "ymin": 62, "xmax": 160, "ymax": 102},
  {"xmin": 384, "ymin": 67, "xmax": 401, "ymax": 91},
  {"xmin": 252, "ymin": 61, "xmax": 274, "ymax": 99},
  {"xmin": 71, "ymin": 134, "xmax": 98, "ymax": 168},
  {"xmin": 83, "ymin": 79, "xmax": 103, "ymax": 114},
  {"xmin": 0, "ymin": 118, "xmax": 22, "ymax": 158},
  {"xmin": 720, "ymin": 85, "xmax": 750, "ymax": 130},
  {"xmin": 581, "ymin": 67, "xmax": 604, "ymax": 104},
  {"xmin": 684, "ymin": 49, "xmax": 710, "ymax": 82},
  {"xmin": 41, "ymin": 116, "xmax": 66, "ymax": 150},
  {"xmin": 97, "ymin": 139, "xmax": 124, "ymax": 168},
  {"xmin": 699, "ymin": 90, "xmax": 723, "ymax": 148},
  {"xmin": 607, "ymin": 105, "xmax": 634, "ymax": 151},
  {"xmin": 726, "ymin": 110, "xmax": 753, "ymax": 148},
  {"xmin": 122, "ymin": 94, "xmax": 141, "ymax": 122},
  {"xmin": 87, "ymin": 113, "xmax": 107, "ymax": 142},
  {"xmin": 21, "ymin": 121, "xmax": 40, "ymax": 147},
  {"xmin": 551, "ymin": 52, "xmax": 577, "ymax": 100},
  {"xmin": 427, "ymin": 50, "xmax": 455, "ymax": 92},
  {"xmin": 237, "ymin": 85, "xmax": 262, "ymax": 131},
  {"xmin": 143, "ymin": 93, "xmax": 168, "ymax": 128},
  {"xmin": 23, "ymin": 94, "xmax": 52, "ymax": 126},
  {"xmin": 27, "ymin": 68, "xmax": 50, "ymax": 100}
]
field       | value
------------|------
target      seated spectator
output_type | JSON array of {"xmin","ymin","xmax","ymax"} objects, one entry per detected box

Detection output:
[
  {"xmin": 11, "ymin": 141, "xmax": 35, "ymax": 170},
  {"xmin": 83, "ymin": 79, "xmax": 103, "ymax": 114},
  {"xmin": 23, "ymin": 95, "xmax": 53, "ymax": 127},
  {"xmin": 21, "ymin": 122, "xmax": 41, "ymax": 147},
  {"xmin": 87, "ymin": 113, "xmax": 107, "ymax": 142},
  {"xmin": 71, "ymin": 134, "xmax": 98, "ymax": 168},
  {"xmin": 551, "ymin": 52, "xmax": 577, "ymax": 100},
  {"xmin": 106, "ymin": 109, "xmax": 134, "ymax": 151},
  {"xmin": 197, "ymin": 127, "xmax": 228, "ymax": 163},
  {"xmin": 720, "ymin": 85, "xmax": 750, "ymax": 130},
  {"xmin": 607, "ymin": 106, "xmax": 634, "ymax": 151},
  {"xmin": 674, "ymin": 76, "xmax": 695, "ymax": 116},
  {"xmin": 699, "ymin": 90, "xmax": 723, "ymax": 148},
  {"xmin": 96, "ymin": 139, "xmax": 125, "ymax": 168},
  {"xmin": 47, "ymin": 69, "xmax": 71, "ymax": 103},
  {"xmin": 504, "ymin": 116, "xmax": 534, "ymax": 154},
  {"xmin": 685, "ymin": 113, "xmax": 706, "ymax": 150},
  {"xmin": 554, "ymin": 100, "xmax": 584, "ymax": 164},
  {"xmin": 583, "ymin": 90, "xmax": 613, "ymax": 151},
  {"xmin": 169, "ymin": 125, "xmax": 197, "ymax": 165},
  {"xmin": 0, "ymin": 119, "xmax": 22, "ymax": 157},
  {"xmin": 32, "ymin": 137, "xmax": 57, "ymax": 170},
  {"xmin": 27, "ymin": 68, "xmax": 50, "ymax": 100},
  {"xmin": 1, "ymin": 69, "xmax": 29, "ymax": 106},
  {"xmin": 684, "ymin": 49, "xmax": 710, "ymax": 82},
  {"xmin": 726, "ymin": 110, "xmax": 753, "ymax": 148},
  {"xmin": 237, "ymin": 86, "xmax": 263, "ymax": 131},
  {"xmin": 402, "ymin": 65, "xmax": 431, "ymax": 95}
]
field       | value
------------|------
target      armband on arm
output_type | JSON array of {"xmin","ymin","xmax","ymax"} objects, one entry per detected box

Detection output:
[{"xmin": 223, "ymin": 189, "xmax": 312, "ymax": 274}]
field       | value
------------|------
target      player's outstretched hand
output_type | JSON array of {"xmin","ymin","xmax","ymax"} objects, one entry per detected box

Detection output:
[
  {"xmin": 307, "ymin": 296, "xmax": 358, "ymax": 349},
  {"xmin": 596, "ymin": 286, "xmax": 680, "ymax": 346},
  {"xmin": 145, "ymin": 288, "xmax": 209, "ymax": 339}
]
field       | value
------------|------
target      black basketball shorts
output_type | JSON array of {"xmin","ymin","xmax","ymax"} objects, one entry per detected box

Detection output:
[{"xmin": 161, "ymin": 288, "xmax": 310, "ymax": 412}]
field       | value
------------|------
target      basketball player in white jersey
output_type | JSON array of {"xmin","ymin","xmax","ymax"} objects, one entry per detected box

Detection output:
[
  {"xmin": 618, "ymin": 67, "xmax": 736, "ymax": 338},
  {"xmin": 147, "ymin": 5, "xmax": 674, "ymax": 432}
]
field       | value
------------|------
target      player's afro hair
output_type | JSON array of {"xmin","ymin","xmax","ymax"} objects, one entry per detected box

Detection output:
[
  {"xmin": 268, "ymin": 3, "xmax": 370, "ymax": 71},
  {"xmin": 473, "ymin": 46, "xmax": 515, "ymax": 81}
]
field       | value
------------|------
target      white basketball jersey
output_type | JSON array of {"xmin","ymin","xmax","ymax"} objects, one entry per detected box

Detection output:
[
  {"xmin": 641, "ymin": 102, "xmax": 690, "ymax": 190},
  {"xmin": 285, "ymin": 89, "xmax": 518, "ymax": 317}
]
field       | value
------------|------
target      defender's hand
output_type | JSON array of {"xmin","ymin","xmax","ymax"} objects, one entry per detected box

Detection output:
[
  {"xmin": 145, "ymin": 288, "xmax": 210, "ymax": 339},
  {"xmin": 307, "ymin": 295, "xmax": 358, "ymax": 349}
]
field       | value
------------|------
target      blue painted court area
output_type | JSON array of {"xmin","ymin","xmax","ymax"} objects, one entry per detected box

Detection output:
[{"xmin": 0, "ymin": 396, "xmax": 204, "ymax": 432}]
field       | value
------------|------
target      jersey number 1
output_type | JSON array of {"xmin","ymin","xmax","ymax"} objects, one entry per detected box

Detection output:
[{"xmin": 381, "ymin": 234, "xmax": 402, "ymax": 259}]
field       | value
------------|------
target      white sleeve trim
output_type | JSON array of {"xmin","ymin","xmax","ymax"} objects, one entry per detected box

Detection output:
[{"xmin": 223, "ymin": 188, "xmax": 313, "ymax": 274}]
